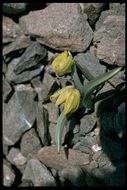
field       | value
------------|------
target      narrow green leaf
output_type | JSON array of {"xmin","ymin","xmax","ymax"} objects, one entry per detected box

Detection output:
[
  {"xmin": 55, "ymin": 112, "xmax": 68, "ymax": 153},
  {"xmin": 83, "ymin": 67, "xmax": 122, "ymax": 108},
  {"xmin": 82, "ymin": 95, "xmax": 94, "ymax": 109},
  {"xmin": 72, "ymin": 65, "xmax": 84, "ymax": 95}
]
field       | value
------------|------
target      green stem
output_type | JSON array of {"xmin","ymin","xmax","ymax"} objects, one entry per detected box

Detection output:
[
  {"xmin": 72, "ymin": 65, "xmax": 84, "ymax": 95},
  {"xmin": 55, "ymin": 112, "xmax": 68, "ymax": 153}
]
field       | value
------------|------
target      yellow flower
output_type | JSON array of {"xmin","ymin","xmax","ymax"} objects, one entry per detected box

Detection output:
[
  {"xmin": 51, "ymin": 51, "xmax": 75, "ymax": 76},
  {"xmin": 50, "ymin": 85, "xmax": 80, "ymax": 115}
]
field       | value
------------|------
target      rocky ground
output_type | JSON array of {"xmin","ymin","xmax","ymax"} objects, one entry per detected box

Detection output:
[{"xmin": 2, "ymin": 3, "xmax": 125, "ymax": 187}]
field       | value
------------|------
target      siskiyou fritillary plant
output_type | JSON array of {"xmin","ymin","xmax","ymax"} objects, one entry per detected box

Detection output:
[{"xmin": 50, "ymin": 50, "xmax": 122, "ymax": 153}]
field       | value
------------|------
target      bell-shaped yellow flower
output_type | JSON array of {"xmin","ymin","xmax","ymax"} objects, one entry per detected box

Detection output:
[
  {"xmin": 50, "ymin": 85, "xmax": 80, "ymax": 115},
  {"xmin": 51, "ymin": 51, "xmax": 75, "ymax": 76}
]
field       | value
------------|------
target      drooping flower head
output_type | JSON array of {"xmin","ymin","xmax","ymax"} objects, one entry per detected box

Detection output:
[
  {"xmin": 50, "ymin": 85, "xmax": 80, "ymax": 115},
  {"xmin": 51, "ymin": 51, "xmax": 75, "ymax": 76}
]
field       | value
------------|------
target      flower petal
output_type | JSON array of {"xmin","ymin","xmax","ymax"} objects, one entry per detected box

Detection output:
[
  {"xmin": 51, "ymin": 51, "xmax": 75, "ymax": 76},
  {"xmin": 55, "ymin": 86, "xmax": 74, "ymax": 106},
  {"xmin": 50, "ymin": 85, "xmax": 74, "ymax": 101},
  {"xmin": 64, "ymin": 89, "xmax": 80, "ymax": 115}
]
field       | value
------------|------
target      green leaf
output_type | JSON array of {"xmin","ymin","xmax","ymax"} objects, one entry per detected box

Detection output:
[
  {"xmin": 82, "ymin": 95, "xmax": 94, "ymax": 109},
  {"xmin": 83, "ymin": 67, "xmax": 122, "ymax": 108},
  {"xmin": 55, "ymin": 112, "xmax": 68, "ymax": 153},
  {"xmin": 72, "ymin": 65, "xmax": 84, "ymax": 95}
]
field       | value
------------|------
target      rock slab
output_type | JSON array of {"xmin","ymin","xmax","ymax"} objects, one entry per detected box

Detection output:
[
  {"xmin": 94, "ymin": 15, "xmax": 125, "ymax": 66},
  {"xmin": 19, "ymin": 3, "xmax": 93, "ymax": 52},
  {"xmin": 22, "ymin": 159, "xmax": 56, "ymax": 186},
  {"xmin": 37, "ymin": 146, "xmax": 90, "ymax": 170}
]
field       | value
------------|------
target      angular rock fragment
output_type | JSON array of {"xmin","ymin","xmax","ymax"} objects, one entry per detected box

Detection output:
[
  {"xmin": 94, "ymin": 15, "xmax": 125, "ymax": 66},
  {"xmin": 37, "ymin": 146, "xmax": 90, "ymax": 170},
  {"xmin": 79, "ymin": 3, "xmax": 107, "ymax": 26},
  {"xmin": 3, "ymin": 74, "xmax": 13, "ymax": 103},
  {"xmin": 3, "ymin": 84, "xmax": 37, "ymax": 146},
  {"xmin": 43, "ymin": 103, "xmax": 58, "ymax": 123},
  {"xmin": 58, "ymin": 166, "xmax": 86, "ymax": 186},
  {"xmin": 74, "ymin": 51, "xmax": 106, "ymax": 81},
  {"xmin": 19, "ymin": 3, "xmax": 93, "ymax": 52},
  {"xmin": 6, "ymin": 58, "xmax": 44, "ymax": 84},
  {"xmin": 36, "ymin": 103, "xmax": 51, "ymax": 146},
  {"xmin": 22, "ymin": 159, "xmax": 56, "ymax": 186},
  {"xmin": 14, "ymin": 42, "xmax": 47, "ymax": 74},
  {"xmin": 80, "ymin": 112, "xmax": 97, "ymax": 135},
  {"xmin": 3, "ymin": 34, "xmax": 31, "ymax": 56},
  {"xmin": 20, "ymin": 128, "xmax": 42, "ymax": 160},
  {"xmin": 7, "ymin": 147, "xmax": 27, "ymax": 173},
  {"xmin": 3, "ymin": 164, "xmax": 15, "ymax": 186},
  {"xmin": 3, "ymin": 16, "xmax": 22, "ymax": 44},
  {"xmin": 32, "ymin": 72, "xmax": 58, "ymax": 102}
]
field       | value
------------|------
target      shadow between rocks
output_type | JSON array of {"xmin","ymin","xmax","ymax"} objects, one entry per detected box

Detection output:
[{"xmin": 95, "ymin": 88, "xmax": 126, "ymax": 186}]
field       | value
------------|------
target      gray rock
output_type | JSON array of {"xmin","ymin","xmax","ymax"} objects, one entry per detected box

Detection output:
[
  {"xmin": 20, "ymin": 128, "xmax": 42, "ymax": 160},
  {"xmin": 14, "ymin": 42, "xmax": 47, "ymax": 74},
  {"xmin": 47, "ymin": 50, "xmax": 56, "ymax": 62},
  {"xmin": 80, "ymin": 135, "xmax": 97, "ymax": 148},
  {"xmin": 3, "ymin": 164, "xmax": 15, "ymax": 186},
  {"xmin": 41, "ymin": 72, "xmax": 58, "ymax": 101},
  {"xmin": 80, "ymin": 112, "xmax": 97, "ymax": 135},
  {"xmin": 32, "ymin": 71, "xmax": 57, "ymax": 102},
  {"xmin": 3, "ymin": 85, "xmax": 37, "ymax": 146},
  {"xmin": 59, "ymin": 166, "xmax": 86, "ymax": 186},
  {"xmin": 74, "ymin": 132, "xmax": 98, "ymax": 154},
  {"xmin": 71, "ymin": 133, "xmax": 81, "ymax": 146},
  {"xmin": 19, "ymin": 3, "xmax": 93, "ymax": 52},
  {"xmin": 3, "ymin": 74, "xmax": 13, "ymax": 103},
  {"xmin": 44, "ymin": 103, "xmax": 58, "ymax": 123},
  {"xmin": 6, "ymin": 58, "xmax": 44, "ymax": 84},
  {"xmin": 73, "ymin": 124, "xmax": 80, "ymax": 134},
  {"xmin": 6, "ymin": 147, "xmax": 27, "ymax": 173},
  {"xmin": 3, "ymin": 16, "xmax": 22, "ymax": 44},
  {"xmin": 31, "ymin": 76, "xmax": 43, "ymax": 101},
  {"xmin": 95, "ymin": 10, "xmax": 112, "ymax": 30},
  {"xmin": 22, "ymin": 159, "xmax": 56, "ymax": 186},
  {"xmin": 3, "ymin": 34, "xmax": 31, "ymax": 56},
  {"xmin": 79, "ymin": 3, "xmax": 107, "ymax": 26},
  {"xmin": 36, "ymin": 103, "xmax": 51, "ymax": 146},
  {"xmin": 110, "ymin": 3, "xmax": 125, "ymax": 15},
  {"xmin": 93, "ymin": 151, "xmax": 113, "ymax": 168},
  {"xmin": 3, "ymin": 3, "xmax": 28, "ymax": 14},
  {"xmin": 18, "ymin": 181, "xmax": 33, "ymax": 187},
  {"xmin": 94, "ymin": 15, "xmax": 125, "ymax": 66},
  {"xmin": 3, "ymin": 59, "xmax": 8, "ymax": 74},
  {"xmin": 74, "ymin": 51, "xmax": 106, "ymax": 81},
  {"xmin": 74, "ymin": 144, "xmax": 92, "ymax": 154},
  {"xmin": 3, "ymin": 143, "xmax": 9, "ymax": 156},
  {"xmin": 15, "ymin": 84, "xmax": 37, "ymax": 123},
  {"xmin": 95, "ymin": 4, "xmax": 125, "ymax": 30},
  {"xmin": 37, "ymin": 146, "xmax": 90, "ymax": 170}
]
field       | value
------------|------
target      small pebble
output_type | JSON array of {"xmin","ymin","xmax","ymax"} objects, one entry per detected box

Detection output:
[{"xmin": 92, "ymin": 144, "xmax": 102, "ymax": 153}]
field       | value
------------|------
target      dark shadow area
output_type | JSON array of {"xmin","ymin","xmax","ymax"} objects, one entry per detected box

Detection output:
[
  {"xmin": 95, "ymin": 88, "xmax": 126, "ymax": 186},
  {"xmin": 3, "ymin": 3, "xmax": 47, "ymax": 23}
]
